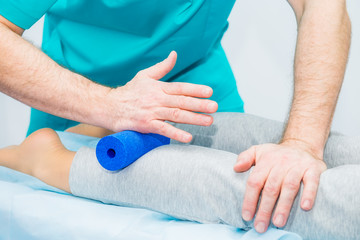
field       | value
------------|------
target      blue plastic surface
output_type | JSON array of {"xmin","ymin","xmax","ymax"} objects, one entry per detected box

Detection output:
[{"xmin": 96, "ymin": 131, "xmax": 170, "ymax": 171}]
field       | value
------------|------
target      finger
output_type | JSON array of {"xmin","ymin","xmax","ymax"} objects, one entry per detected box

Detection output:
[
  {"xmin": 156, "ymin": 107, "xmax": 213, "ymax": 126},
  {"xmin": 163, "ymin": 95, "xmax": 217, "ymax": 114},
  {"xmin": 254, "ymin": 169, "xmax": 283, "ymax": 233},
  {"xmin": 272, "ymin": 170, "xmax": 302, "ymax": 228},
  {"xmin": 242, "ymin": 167, "xmax": 269, "ymax": 222},
  {"xmin": 143, "ymin": 51, "xmax": 177, "ymax": 80},
  {"xmin": 163, "ymin": 82, "xmax": 214, "ymax": 99},
  {"xmin": 234, "ymin": 146, "xmax": 256, "ymax": 172},
  {"xmin": 301, "ymin": 168, "xmax": 321, "ymax": 211},
  {"xmin": 150, "ymin": 120, "xmax": 192, "ymax": 143}
]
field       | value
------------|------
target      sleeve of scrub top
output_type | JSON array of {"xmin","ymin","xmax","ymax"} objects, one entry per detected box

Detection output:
[{"xmin": 0, "ymin": 0, "xmax": 58, "ymax": 29}]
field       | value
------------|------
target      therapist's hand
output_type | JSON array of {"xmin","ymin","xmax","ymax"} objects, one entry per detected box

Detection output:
[
  {"xmin": 105, "ymin": 51, "xmax": 218, "ymax": 143},
  {"xmin": 234, "ymin": 140, "xmax": 327, "ymax": 233}
]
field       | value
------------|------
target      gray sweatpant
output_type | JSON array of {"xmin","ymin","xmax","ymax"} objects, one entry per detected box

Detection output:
[{"xmin": 69, "ymin": 113, "xmax": 360, "ymax": 240}]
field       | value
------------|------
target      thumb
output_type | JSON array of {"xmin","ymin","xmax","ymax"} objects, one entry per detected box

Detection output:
[
  {"xmin": 234, "ymin": 146, "xmax": 256, "ymax": 172},
  {"xmin": 143, "ymin": 51, "xmax": 177, "ymax": 80}
]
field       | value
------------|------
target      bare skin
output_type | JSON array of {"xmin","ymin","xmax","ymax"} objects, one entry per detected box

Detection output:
[
  {"xmin": 0, "ymin": 129, "xmax": 75, "ymax": 193},
  {"xmin": 0, "ymin": 123, "xmax": 116, "ymax": 193},
  {"xmin": 66, "ymin": 124, "xmax": 114, "ymax": 138}
]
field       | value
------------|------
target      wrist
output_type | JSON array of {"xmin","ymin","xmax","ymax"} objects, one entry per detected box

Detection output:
[
  {"xmin": 72, "ymin": 72, "xmax": 116, "ymax": 130},
  {"xmin": 93, "ymin": 84, "xmax": 130, "ymax": 132},
  {"xmin": 282, "ymin": 114, "xmax": 329, "ymax": 160},
  {"xmin": 91, "ymin": 84, "xmax": 117, "ymax": 130},
  {"xmin": 280, "ymin": 137, "xmax": 324, "ymax": 160}
]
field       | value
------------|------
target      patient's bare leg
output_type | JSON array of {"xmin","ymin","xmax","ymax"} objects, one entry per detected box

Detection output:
[
  {"xmin": 0, "ymin": 128, "xmax": 74, "ymax": 192},
  {"xmin": 66, "ymin": 124, "xmax": 114, "ymax": 138},
  {"xmin": 0, "ymin": 122, "xmax": 118, "ymax": 192}
]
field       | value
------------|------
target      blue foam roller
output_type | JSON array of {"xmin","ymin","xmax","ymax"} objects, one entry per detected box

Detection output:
[{"xmin": 96, "ymin": 131, "xmax": 170, "ymax": 171}]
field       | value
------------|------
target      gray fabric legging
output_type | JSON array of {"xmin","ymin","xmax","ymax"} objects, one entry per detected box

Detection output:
[{"xmin": 69, "ymin": 113, "xmax": 360, "ymax": 240}]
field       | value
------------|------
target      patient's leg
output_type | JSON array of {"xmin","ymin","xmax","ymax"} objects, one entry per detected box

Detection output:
[
  {"xmin": 0, "ymin": 128, "xmax": 74, "ymax": 192},
  {"xmin": 66, "ymin": 124, "xmax": 114, "ymax": 138},
  {"xmin": 69, "ymin": 146, "xmax": 360, "ymax": 240},
  {"xmin": 173, "ymin": 113, "xmax": 360, "ymax": 167},
  {"xmin": 0, "ymin": 114, "xmax": 359, "ymax": 240},
  {"xmin": 0, "ymin": 128, "xmax": 249, "ymax": 227}
]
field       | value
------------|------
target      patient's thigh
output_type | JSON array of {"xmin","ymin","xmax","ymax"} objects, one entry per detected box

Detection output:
[
  {"xmin": 285, "ymin": 164, "xmax": 360, "ymax": 240},
  {"xmin": 70, "ymin": 145, "xmax": 250, "ymax": 228},
  {"xmin": 70, "ymin": 145, "xmax": 360, "ymax": 239},
  {"xmin": 172, "ymin": 113, "xmax": 284, "ymax": 154},
  {"xmin": 173, "ymin": 112, "xmax": 360, "ymax": 167}
]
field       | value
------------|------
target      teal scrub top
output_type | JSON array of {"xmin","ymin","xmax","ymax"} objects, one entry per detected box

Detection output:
[{"xmin": 0, "ymin": 0, "xmax": 244, "ymax": 135}]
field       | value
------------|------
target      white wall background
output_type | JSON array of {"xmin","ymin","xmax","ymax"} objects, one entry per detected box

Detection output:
[{"xmin": 0, "ymin": 0, "xmax": 359, "ymax": 148}]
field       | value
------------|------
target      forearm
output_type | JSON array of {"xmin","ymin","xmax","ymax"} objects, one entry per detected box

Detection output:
[
  {"xmin": 0, "ymin": 23, "xmax": 110, "ymax": 128},
  {"xmin": 283, "ymin": 0, "xmax": 351, "ymax": 158},
  {"xmin": 0, "ymin": 21, "xmax": 218, "ymax": 142},
  {"xmin": 235, "ymin": 1, "xmax": 351, "ymax": 232}
]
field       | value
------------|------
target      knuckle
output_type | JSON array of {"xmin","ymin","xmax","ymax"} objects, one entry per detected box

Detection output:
[
  {"xmin": 200, "ymin": 100, "xmax": 209, "ymax": 110},
  {"xmin": 258, "ymin": 209, "xmax": 273, "ymax": 219},
  {"xmin": 308, "ymin": 173, "xmax": 320, "ymax": 182},
  {"xmin": 172, "ymin": 132, "xmax": 180, "ymax": 141},
  {"xmin": 152, "ymin": 107, "xmax": 162, "ymax": 118},
  {"xmin": 156, "ymin": 122, "xmax": 167, "ymax": 135},
  {"xmin": 247, "ymin": 178, "xmax": 263, "ymax": 189},
  {"xmin": 171, "ymin": 108, "xmax": 182, "ymax": 120},
  {"xmin": 304, "ymin": 171, "xmax": 321, "ymax": 184},
  {"xmin": 304, "ymin": 188, "xmax": 317, "ymax": 197},
  {"xmin": 143, "ymin": 115, "xmax": 154, "ymax": 125},
  {"xmin": 283, "ymin": 180, "xmax": 300, "ymax": 191},
  {"xmin": 243, "ymin": 199, "xmax": 258, "ymax": 210},
  {"xmin": 202, "ymin": 99, "xmax": 214, "ymax": 112},
  {"xmin": 138, "ymin": 117, "xmax": 147, "ymax": 125},
  {"xmin": 276, "ymin": 204, "xmax": 291, "ymax": 215},
  {"xmin": 136, "ymin": 70, "xmax": 146, "ymax": 78},
  {"xmin": 177, "ymin": 97, "xmax": 186, "ymax": 109},
  {"xmin": 263, "ymin": 184, "xmax": 279, "ymax": 197},
  {"xmin": 138, "ymin": 113, "xmax": 152, "ymax": 126}
]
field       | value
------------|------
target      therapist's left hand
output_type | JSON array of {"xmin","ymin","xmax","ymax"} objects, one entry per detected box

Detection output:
[{"xmin": 233, "ymin": 140, "xmax": 327, "ymax": 233}]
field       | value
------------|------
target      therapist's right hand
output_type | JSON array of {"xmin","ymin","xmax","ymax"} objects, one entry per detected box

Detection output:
[{"xmin": 104, "ymin": 51, "xmax": 218, "ymax": 143}]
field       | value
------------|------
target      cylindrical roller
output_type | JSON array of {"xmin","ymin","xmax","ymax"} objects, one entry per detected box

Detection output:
[{"xmin": 96, "ymin": 131, "xmax": 170, "ymax": 171}]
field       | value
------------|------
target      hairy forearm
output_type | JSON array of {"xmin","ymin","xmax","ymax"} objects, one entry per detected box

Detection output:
[
  {"xmin": 283, "ymin": 0, "xmax": 351, "ymax": 158},
  {"xmin": 0, "ymin": 23, "xmax": 110, "ymax": 128},
  {"xmin": 0, "ymin": 20, "xmax": 217, "ymax": 142}
]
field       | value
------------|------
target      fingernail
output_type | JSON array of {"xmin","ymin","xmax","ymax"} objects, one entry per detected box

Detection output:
[
  {"xmin": 203, "ymin": 87, "xmax": 212, "ymax": 96},
  {"xmin": 169, "ymin": 51, "xmax": 176, "ymax": 57},
  {"xmin": 203, "ymin": 116, "xmax": 212, "ymax": 124},
  {"xmin": 274, "ymin": 214, "xmax": 284, "ymax": 227},
  {"xmin": 182, "ymin": 134, "xmax": 192, "ymax": 142},
  {"xmin": 242, "ymin": 211, "xmax": 252, "ymax": 221},
  {"xmin": 208, "ymin": 102, "xmax": 217, "ymax": 112},
  {"xmin": 255, "ymin": 222, "xmax": 266, "ymax": 233},
  {"xmin": 303, "ymin": 200, "xmax": 311, "ymax": 210}
]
